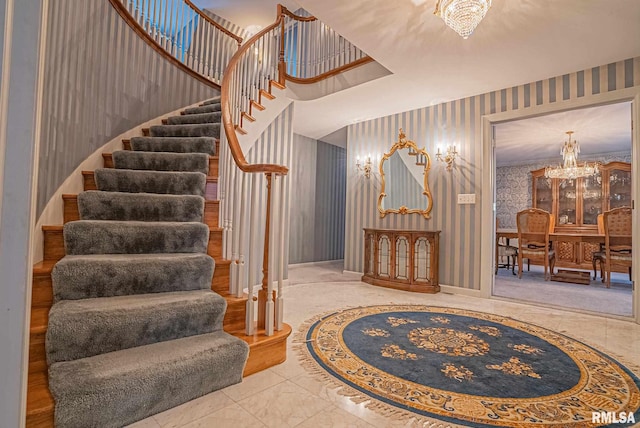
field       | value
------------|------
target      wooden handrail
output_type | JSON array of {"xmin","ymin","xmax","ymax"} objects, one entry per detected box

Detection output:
[
  {"xmin": 108, "ymin": 0, "xmax": 220, "ymax": 90},
  {"xmin": 280, "ymin": 6, "xmax": 317, "ymax": 22},
  {"xmin": 284, "ymin": 56, "xmax": 375, "ymax": 84},
  {"xmin": 183, "ymin": 0, "xmax": 243, "ymax": 45},
  {"xmin": 221, "ymin": 10, "xmax": 289, "ymax": 175}
]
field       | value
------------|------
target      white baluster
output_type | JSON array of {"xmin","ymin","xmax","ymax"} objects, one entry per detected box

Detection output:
[
  {"xmin": 230, "ymin": 165, "xmax": 242, "ymax": 295},
  {"xmin": 276, "ymin": 174, "xmax": 286, "ymax": 331},
  {"xmin": 236, "ymin": 172, "xmax": 248, "ymax": 298},
  {"xmin": 266, "ymin": 174, "xmax": 277, "ymax": 336},
  {"xmin": 246, "ymin": 173, "xmax": 259, "ymax": 336}
]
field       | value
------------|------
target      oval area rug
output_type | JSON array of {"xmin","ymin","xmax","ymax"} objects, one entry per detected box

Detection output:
[{"xmin": 296, "ymin": 305, "xmax": 640, "ymax": 427}]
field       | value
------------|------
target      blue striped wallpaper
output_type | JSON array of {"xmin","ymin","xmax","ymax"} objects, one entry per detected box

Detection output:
[
  {"xmin": 346, "ymin": 57, "xmax": 640, "ymax": 289},
  {"xmin": 289, "ymin": 135, "xmax": 346, "ymax": 264}
]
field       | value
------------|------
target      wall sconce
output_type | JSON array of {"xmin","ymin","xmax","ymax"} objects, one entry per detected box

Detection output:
[
  {"xmin": 356, "ymin": 154, "xmax": 373, "ymax": 179},
  {"xmin": 435, "ymin": 145, "xmax": 458, "ymax": 171}
]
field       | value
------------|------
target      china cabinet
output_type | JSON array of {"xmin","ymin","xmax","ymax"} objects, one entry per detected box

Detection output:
[
  {"xmin": 531, "ymin": 161, "xmax": 631, "ymax": 270},
  {"xmin": 363, "ymin": 228, "xmax": 440, "ymax": 293}
]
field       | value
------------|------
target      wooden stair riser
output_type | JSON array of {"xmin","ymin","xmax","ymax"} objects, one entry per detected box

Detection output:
[
  {"xmin": 208, "ymin": 228, "xmax": 223, "ymax": 258},
  {"xmin": 102, "ymin": 153, "xmax": 219, "ymax": 177},
  {"xmin": 211, "ymin": 261, "xmax": 230, "ymax": 292},
  {"xmin": 43, "ymin": 227, "xmax": 65, "ymax": 262},
  {"xmin": 240, "ymin": 325, "xmax": 291, "ymax": 377},
  {"xmin": 224, "ymin": 298, "xmax": 247, "ymax": 332},
  {"xmin": 28, "ymin": 330, "xmax": 47, "ymax": 375},
  {"xmin": 26, "ymin": 370, "xmax": 54, "ymax": 427},
  {"xmin": 62, "ymin": 195, "xmax": 219, "ymax": 228},
  {"xmin": 32, "ymin": 273, "xmax": 53, "ymax": 309}
]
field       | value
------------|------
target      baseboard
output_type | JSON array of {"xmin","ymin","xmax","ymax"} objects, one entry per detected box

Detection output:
[
  {"xmin": 289, "ymin": 259, "xmax": 343, "ymax": 267},
  {"xmin": 439, "ymin": 284, "xmax": 483, "ymax": 297}
]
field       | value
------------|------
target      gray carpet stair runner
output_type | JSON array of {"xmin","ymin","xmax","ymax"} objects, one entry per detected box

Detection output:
[{"xmin": 46, "ymin": 97, "xmax": 249, "ymax": 428}]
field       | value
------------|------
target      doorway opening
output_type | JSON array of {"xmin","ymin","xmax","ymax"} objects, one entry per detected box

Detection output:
[{"xmin": 492, "ymin": 101, "xmax": 633, "ymax": 317}]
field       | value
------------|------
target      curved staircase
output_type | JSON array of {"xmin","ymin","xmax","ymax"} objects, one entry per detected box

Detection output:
[{"xmin": 27, "ymin": 97, "xmax": 291, "ymax": 427}]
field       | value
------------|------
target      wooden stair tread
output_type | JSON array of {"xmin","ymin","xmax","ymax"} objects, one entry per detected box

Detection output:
[
  {"xmin": 249, "ymin": 100, "xmax": 265, "ymax": 111},
  {"xmin": 269, "ymin": 80, "xmax": 285, "ymax": 91},
  {"xmin": 33, "ymin": 260, "xmax": 56, "ymax": 275},
  {"xmin": 259, "ymin": 89, "xmax": 275, "ymax": 101},
  {"xmin": 42, "ymin": 225, "xmax": 62, "ymax": 232},
  {"xmin": 232, "ymin": 323, "xmax": 292, "ymax": 346}
]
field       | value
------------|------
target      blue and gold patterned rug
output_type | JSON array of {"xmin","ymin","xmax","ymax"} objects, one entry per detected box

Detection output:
[{"xmin": 296, "ymin": 305, "xmax": 640, "ymax": 427}]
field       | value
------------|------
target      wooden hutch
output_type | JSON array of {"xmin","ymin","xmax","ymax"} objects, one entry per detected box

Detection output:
[
  {"xmin": 363, "ymin": 228, "xmax": 440, "ymax": 293},
  {"xmin": 531, "ymin": 161, "xmax": 631, "ymax": 271}
]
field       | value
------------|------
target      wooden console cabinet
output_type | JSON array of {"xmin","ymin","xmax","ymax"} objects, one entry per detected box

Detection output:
[
  {"xmin": 531, "ymin": 161, "xmax": 631, "ymax": 271},
  {"xmin": 362, "ymin": 228, "xmax": 440, "ymax": 293}
]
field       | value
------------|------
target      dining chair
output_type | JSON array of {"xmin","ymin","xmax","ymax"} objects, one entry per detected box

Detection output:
[
  {"xmin": 496, "ymin": 218, "xmax": 517, "ymax": 275},
  {"xmin": 592, "ymin": 214, "xmax": 605, "ymax": 281},
  {"xmin": 516, "ymin": 208, "xmax": 556, "ymax": 280},
  {"xmin": 603, "ymin": 206, "xmax": 632, "ymax": 288}
]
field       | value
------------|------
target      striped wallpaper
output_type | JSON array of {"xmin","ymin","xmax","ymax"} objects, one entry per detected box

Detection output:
[
  {"xmin": 37, "ymin": 0, "xmax": 217, "ymax": 216},
  {"xmin": 346, "ymin": 57, "xmax": 640, "ymax": 289},
  {"xmin": 242, "ymin": 103, "xmax": 294, "ymax": 281},
  {"xmin": 289, "ymin": 135, "xmax": 347, "ymax": 264},
  {"xmin": 314, "ymin": 140, "xmax": 347, "ymax": 262},
  {"xmin": 202, "ymin": 9, "xmax": 248, "ymax": 40}
]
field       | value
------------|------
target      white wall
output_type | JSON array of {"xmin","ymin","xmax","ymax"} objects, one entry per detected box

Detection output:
[{"xmin": 0, "ymin": 0, "xmax": 47, "ymax": 426}]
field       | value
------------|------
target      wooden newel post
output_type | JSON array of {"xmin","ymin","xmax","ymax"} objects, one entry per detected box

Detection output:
[{"xmin": 258, "ymin": 173, "xmax": 273, "ymax": 329}]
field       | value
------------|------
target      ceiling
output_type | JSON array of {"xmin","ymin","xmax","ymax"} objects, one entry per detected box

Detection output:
[
  {"xmin": 194, "ymin": 0, "xmax": 640, "ymax": 142},
  {"xmin": 495, "ymin": 102, "xmax": 632, "ymax": 166}
]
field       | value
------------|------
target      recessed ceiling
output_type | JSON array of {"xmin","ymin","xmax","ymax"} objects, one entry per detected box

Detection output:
[
  {"xmin": 192, "ymin": 1, "xmax": 640, "ymax": 140},
  {"xmin": 495, "ymin": 102, "xmax": 632, "ymax": 166}
]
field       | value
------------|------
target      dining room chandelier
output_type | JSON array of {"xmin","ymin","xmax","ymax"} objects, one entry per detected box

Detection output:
[
  {"xmin": 544, "ymin": 131, "xmax": 599, "ymax": 180},
  {"xmin": 434, "ymin": 0, "xmax": 492, "ymax": 39}
]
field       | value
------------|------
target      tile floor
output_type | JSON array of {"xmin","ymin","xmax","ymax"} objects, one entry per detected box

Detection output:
[{"xmin": 129, "ymin": 261, "xmax": 640, "ymax": 428}]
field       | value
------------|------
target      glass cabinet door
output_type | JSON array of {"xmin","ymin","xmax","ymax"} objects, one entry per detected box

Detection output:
[
  {"xmin": 557, "ymin": 179, "xmax": 577, "ymax": 226},
  {"xmin": 413, "ymin": 237, "xmax": 431, "ymax": 283},
  {"xmin": 394, "ymin": 235, "xmax": 410, "ymax": 281},
  {"xmin": 581, "ymin": 172, "xmax": 602, "ymax": 225},
  {"xmin": 533, "ymin": 175, "xmax": 552, "ymax": 213},
  {"xmin": 609, "ymin": 168, "xmax": 632, "ymax": 209},
  {"xmin": 377, "ymin": 234, "xmax": 391, "ymax": 278}
]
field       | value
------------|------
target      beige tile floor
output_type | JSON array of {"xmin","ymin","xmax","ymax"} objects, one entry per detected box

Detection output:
[{"xmin": 129, "ymin": 261, "xmax": 640, "ymax": 428}]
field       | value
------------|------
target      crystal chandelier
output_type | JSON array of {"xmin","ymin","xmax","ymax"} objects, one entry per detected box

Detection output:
[
  {"xmin": 434, "ymin": 0, "xmax": 492, "ymax": 39},
  {"xmin": 544, "ymin": 131, "xmax": 599, "ymax": 180}
]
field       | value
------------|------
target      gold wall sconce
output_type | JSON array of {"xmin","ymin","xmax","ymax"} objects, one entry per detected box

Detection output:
[
  {"xmin": 435, "ymin": 145, "xmax": 458, "ymax": 171},
  {"xmin": 356, "ymin": 155, "xmax": 373, "ymax": 178}
]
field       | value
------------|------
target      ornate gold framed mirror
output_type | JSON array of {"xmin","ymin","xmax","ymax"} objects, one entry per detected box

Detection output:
[{"xmin": 378, "ymin": 129, "xmax": 433, "ymax": 219}]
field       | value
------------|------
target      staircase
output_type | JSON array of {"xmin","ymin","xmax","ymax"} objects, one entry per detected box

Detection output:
[{"xmin": 27, "ymin": 97, "xmax": 291, "ymax": 427}]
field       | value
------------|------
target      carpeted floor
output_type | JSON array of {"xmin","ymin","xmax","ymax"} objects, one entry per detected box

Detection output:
[
  {"xmin": 494, "ymin": 265, "xmax": 633, "ymax": 317},
  {"xmin": 298, "ymin": 304, "xmax": 640, "ymax": 427}
]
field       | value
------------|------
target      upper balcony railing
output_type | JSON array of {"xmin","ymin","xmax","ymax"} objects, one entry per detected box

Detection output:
[
  {"xmin": 279, "ymin": 7, "xmax": 370, "ymax": 83},
  {"xmin": 113, "ymin": 0, "xmax": 243, "ymax": 86}
]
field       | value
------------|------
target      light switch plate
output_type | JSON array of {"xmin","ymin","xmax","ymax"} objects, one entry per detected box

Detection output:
[{"xmin": 457, "ymin": 193, "xmax": 476, "ymax": 204}]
